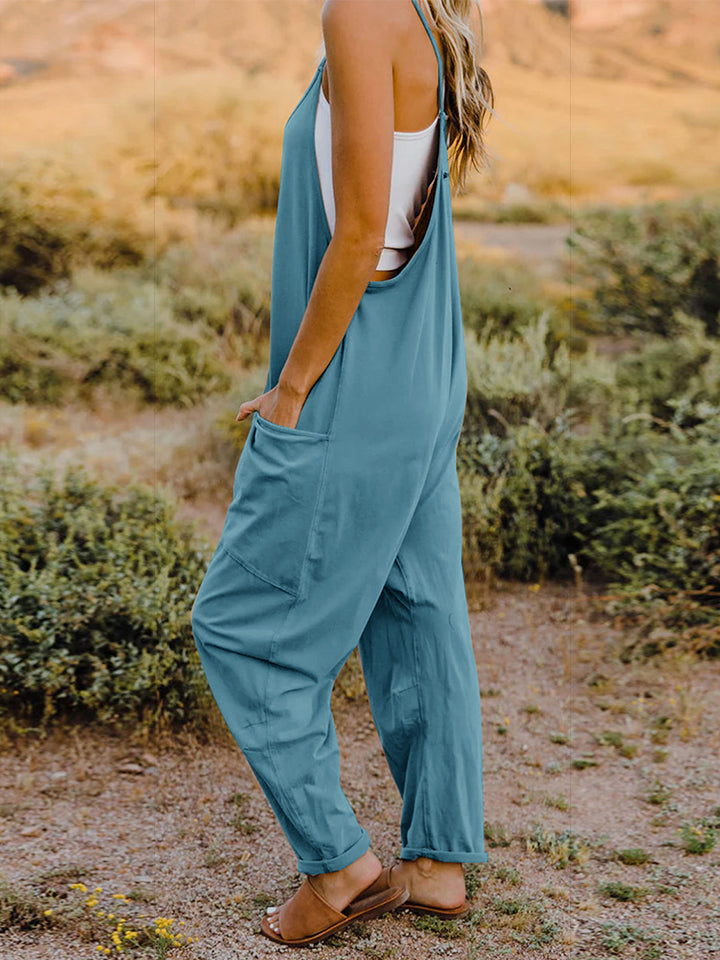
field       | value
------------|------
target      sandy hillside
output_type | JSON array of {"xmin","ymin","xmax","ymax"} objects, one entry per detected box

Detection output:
[
  {"xmin": 0, "ymin": 0, "xmax": 719, "ymax": 204},
  {"xmin": 2, "ymin": 0, "xmax": 720, "ymax": 87}
]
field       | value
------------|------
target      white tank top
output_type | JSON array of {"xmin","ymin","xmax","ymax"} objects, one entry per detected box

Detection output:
[{"xmin": 314, "ymin": 78, "xmax": 440, "ymax": 271}]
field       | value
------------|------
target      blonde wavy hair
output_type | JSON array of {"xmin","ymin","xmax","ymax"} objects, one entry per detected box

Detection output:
[{"xmin": 315, "ymin": 0, "xmax": 495, "ymax": 195}]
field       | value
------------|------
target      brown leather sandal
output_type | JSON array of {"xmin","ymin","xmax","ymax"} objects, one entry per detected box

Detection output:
[
  {"xmin": 347, "ymin": 864, "xmax": 472, "ymax": 920},
  {"xmin": 260, "ymin": 871, "xmax": 410, "ymax": 947},
  {"xmin": 404, "ymin": 899, "xmax": 472, "ymax": 919}
]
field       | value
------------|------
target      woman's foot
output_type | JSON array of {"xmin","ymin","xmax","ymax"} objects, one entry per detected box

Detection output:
[
  {"xmin": 389, "ymin": 856, "xmax": 466, "ymax": 910},
  {"xmin": 264, "ymin": 848, "xmax": 383, "ymax": 935}
]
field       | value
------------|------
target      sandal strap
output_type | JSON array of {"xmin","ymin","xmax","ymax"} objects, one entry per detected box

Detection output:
[{"xmin": 278, "ymin": 876, "xmax": 347, "ymax": 941}]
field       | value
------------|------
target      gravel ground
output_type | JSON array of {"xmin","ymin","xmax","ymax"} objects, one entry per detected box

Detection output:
[{"xmin": 2, "ymin": 583, "xmax": 719, "ymax": 960}]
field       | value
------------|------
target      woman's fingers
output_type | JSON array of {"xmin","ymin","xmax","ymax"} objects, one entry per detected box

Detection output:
[{"xmin": 236, "ymin": 397, "xmax": 260, "ymax": 421}]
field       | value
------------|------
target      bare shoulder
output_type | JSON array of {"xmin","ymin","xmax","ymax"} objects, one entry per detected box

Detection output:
[{"xmin": 321, "ymin": 0, "xmax": 405, "ymax": 47}]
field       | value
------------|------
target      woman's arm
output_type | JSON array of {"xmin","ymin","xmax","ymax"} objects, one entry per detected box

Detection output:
[{"xmin": 237, "ymin": 0, "xmax": 397, "ymax": 429}]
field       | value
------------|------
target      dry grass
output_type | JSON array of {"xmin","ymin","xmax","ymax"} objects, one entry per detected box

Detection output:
[{"xmin": 0, "ymin": 0, "xmax": 719, "ymax": 240}]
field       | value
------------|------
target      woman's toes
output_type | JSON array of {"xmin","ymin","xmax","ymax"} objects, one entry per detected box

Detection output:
[{"xmin": 266, "ymin": 905, "xmax": 278, "ymax": 914}]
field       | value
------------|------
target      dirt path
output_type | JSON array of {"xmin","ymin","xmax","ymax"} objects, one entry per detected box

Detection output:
[
  {"xmin": 2, "ymin": 583, "xmax": 719, "ymax": 959},
  {"xmin": 454, "ymin": 222, "xmax": 571, "ymax": 268}
]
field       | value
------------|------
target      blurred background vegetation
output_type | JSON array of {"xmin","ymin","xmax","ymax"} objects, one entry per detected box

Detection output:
[{"xmin": 0, "ymin": 0, "xmax": 718, "ymax": 733}]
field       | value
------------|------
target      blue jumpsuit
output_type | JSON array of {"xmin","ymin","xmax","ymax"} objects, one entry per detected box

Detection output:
[{"xmin": 191, "ymin": 0, "xmax": 489, "ymax": 876}]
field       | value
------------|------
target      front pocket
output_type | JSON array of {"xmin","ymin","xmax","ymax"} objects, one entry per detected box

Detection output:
[{"xmin": 220, "ymin": 413, "xmax": 330, "ymax": 597}]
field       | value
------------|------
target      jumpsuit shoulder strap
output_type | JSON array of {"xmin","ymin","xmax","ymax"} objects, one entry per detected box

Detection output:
[{"xmin": 409, "ymin": 0, "xmax": 445, "ymax": 116}]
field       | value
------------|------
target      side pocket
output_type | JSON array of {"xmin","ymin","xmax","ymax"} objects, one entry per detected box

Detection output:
[
  {"xmin": 391, "ymin": 684, "xmax": 422, "ymax": 738},
  {"xmin": 379, "ymin": 683, "xmax": 422, "ymax": 778},
  {"xmin": 220, "ymin": 413, "xmax": 330, "ymax": 597}
]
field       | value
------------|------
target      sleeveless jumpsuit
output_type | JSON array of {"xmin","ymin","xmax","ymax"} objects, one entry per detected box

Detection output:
[{"xmin": 191, "ymin": 0, "xmax": 489, "ymax": 875}]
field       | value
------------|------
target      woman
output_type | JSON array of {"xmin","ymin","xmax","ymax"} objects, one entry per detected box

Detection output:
[{"xmin": 191, "ymin": 0, "xmax": 495, "ymax": 947}]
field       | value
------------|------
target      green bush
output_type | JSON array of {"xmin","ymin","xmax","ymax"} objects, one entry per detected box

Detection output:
[
  {"xmin": 0, "ymin": 455, "xmax": 212, "ymax": 727},
  {"xmin": 463, "ymin": 307, "xmax": 720, "ymax": 438},
  {"xmin": 0, "ymin": 193, "xmax": 73, "ymax": 296},
  {"xmin": 0, "ymin": 269, "xmax": 233, "ymax": 405},
  {"xmin": 454, "ymin": 198, "xmax": 571, "ymax": 225},
  {"xmin": 613, "ymin": 316, "xmax": 720, "ymax": 425},
  {"xmin": 586, "ymin": 425, "xmax": 720, "ymax": 658},
  {"xmin": 464, "ymin": 311, "xmax": 572, "ymax": 433},
  {"xmin": 464, "ymin": 311, "xmax": 619, "ymax": 434},
  {"xmin": 153, "ymin": 226, "xmax": 273, "ymax": 363},
  {"xmin": 458, "ymin": 257, "xmax": 551, "ymax": 340},
  {"xmin": 458, "ymin": 414, "xmax": 720, "ymax": 654},
  {"xmin": 567, "ymin": 199, "xmax": 720, "ymax": 337},
  {"xmin": 459, "ymin": 416, "xmax": 590, "ymax": 582},
  {"xmin": 0, "ymin": 172, "xmax": 146, "ymax": 296}
]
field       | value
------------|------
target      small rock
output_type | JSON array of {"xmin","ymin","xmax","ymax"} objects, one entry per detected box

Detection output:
[
  {"xmin": 16, "ymin": 773, "xmax": 34, "ymax": 792},
  {"xmin": 141, "ymin": 753, "xmax": 159, "ymax": 766},
  {"xmin": 117, "ymin": 763, "xmax": 145, "ymax": 775}
]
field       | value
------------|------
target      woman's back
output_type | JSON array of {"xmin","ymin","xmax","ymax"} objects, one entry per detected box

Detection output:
[{"xmin": 316, "ymin": 0, "xmax": 447, "ymax": 281}]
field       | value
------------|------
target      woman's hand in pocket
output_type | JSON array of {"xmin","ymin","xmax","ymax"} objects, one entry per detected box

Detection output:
[{"xmin": 236, "ymin": 383, "xmax": 306, "ymax": 430}]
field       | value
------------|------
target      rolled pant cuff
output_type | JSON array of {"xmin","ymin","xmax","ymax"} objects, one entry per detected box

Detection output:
[
  {"xmin": 400, "ymin": 845, "xmax": 489, "ymax": 864},
  {"xmin": 297, "ymin": 828, "xmax": 372, "ymax": 875}
]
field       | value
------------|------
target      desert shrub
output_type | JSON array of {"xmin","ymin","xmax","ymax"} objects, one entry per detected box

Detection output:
[
  {"xmin": 458, "ymin": 257, "xmax": 551, "ymax": 340},
  {"xmin": 567, "ymin": 199, "xmax": 720, "ymax": 337},
  {"xmin": 464, "ymin": 311, "xmax": 571, "ymax": 434},
  {"xmin": 580, "ymin": 422, "xmax": 719, "ymax": 583},
  {"xmin": 464, "ymin": 312, "xmax": 617, "ymax": 434},
  {"xmin": 0, "ymin": 270, "xmax": 233, "ymax": 405},
  {"xmin": 458, "ymin": 413, "xmax": 720, "ymax": 653},
  {"xmin": 0, "ymin": 193, "xmax": 73, "ymax": 296},
  {"xmin": 0, "ymin": 454, "xmax": 212, "ymax": 728},
  {"xmin": 153, "ymin": 224, "xmax": 273, "ymax": 361},
  {"xmin": 586, "ymin": 421, "xmax": 720, "ymax": 658},
  {"xmin": 543, "ymin": 0, "xmax": 570, "ymax": 17},
  {"xmin": 454, "ymin": 198, "xmax": 571, "ymax": 225},
  {"xmin": 463, "ymin": 307, "xmax": 720, "ymax": 439},
  {"xmin": 613, "ymin": 316, "xmax": 720, "ymax": 424},
  {"xmin": 458, "ymin": 416, "xmax": 589, "ymax": 582},
  {"xmin": 99, "ymin": 70, "xmax": 285, "ymax": 226},
  {"xmin": 0, "ymin": 169, "xmax": 147, "ymax": 296}
]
